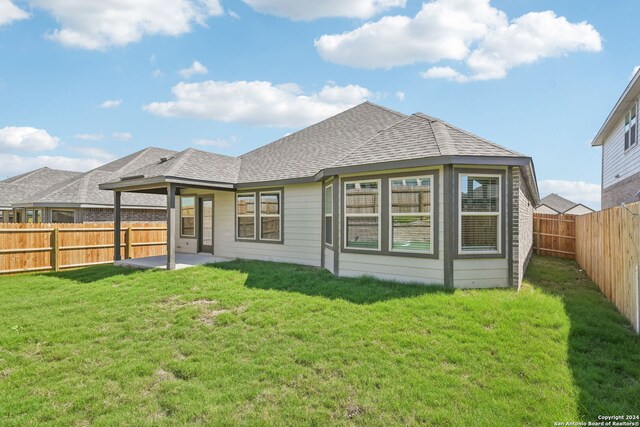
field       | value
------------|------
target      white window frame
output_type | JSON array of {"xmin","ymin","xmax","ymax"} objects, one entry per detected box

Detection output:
[
  {"xmin": 458, "ymin": 173, "xmax": 501, "ymax": 255},
  {"xmin": 236, "ymin": 192, "xmax": 257, "ymax": 240},
  {"xmin": 324, "ymin": 184, "xmax": 333, "ymax": 247},
  {"xmin": 259, "ymin": 190, "xmax": 282, "ymax": 242},
  {"xmin": 388, "ymin": 175, "xmax": 434, "ymax": 254},
  {"xmin": 343, "ymin": 179, "xmax": 381, "ymax": 251},
  {"xmin": 624, "ymin": 102, "xmax": 638, "ymax": 152},
  {"xmin": 180, "ymin": 196, "xmax": 196, "ymax": 237}
]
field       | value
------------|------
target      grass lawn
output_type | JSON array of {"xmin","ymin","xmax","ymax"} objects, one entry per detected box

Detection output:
[{"xmin": 0, "ymin": 256, "xmax": 639, "ymax": 426}]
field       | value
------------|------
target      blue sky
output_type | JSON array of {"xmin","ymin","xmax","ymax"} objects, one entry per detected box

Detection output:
[{"xmin": 0, "ymin": 0, "xmax": 636, "ymax": 209}]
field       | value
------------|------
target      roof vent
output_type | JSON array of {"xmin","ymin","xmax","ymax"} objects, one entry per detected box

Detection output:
[
  {"xmin": 159, "ymin": 156, "xmax": 173, "ymax": 163},
  {"xmin": 121, "ymin": 174, "xmax": 144, "ymax": 181}
]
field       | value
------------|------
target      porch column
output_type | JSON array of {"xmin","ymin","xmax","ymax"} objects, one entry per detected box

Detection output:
[
  {"xmin": 166, "ymin": 183, "xmax": 176, "ymax": 270},
  {"xmin": 113, "ymin": 191, "xmax": 121, "ymax": 261}
]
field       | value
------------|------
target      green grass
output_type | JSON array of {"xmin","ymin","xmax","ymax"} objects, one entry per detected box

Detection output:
[{"xmin": 0, "ymin": 256, "xmax": 638, "ymax": 426}]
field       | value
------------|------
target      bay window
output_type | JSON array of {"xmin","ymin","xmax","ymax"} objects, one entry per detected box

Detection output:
[
  {"xmin": 344, "ymin": 180, "xmax": 380, "ymax": 250},
  {"xmin": 390, "ymin": 176, "xmax": 433, "ymax": 253},
  {"xmin": 459, "ymin": 174, "xmax": 501, "ymax": 253}
]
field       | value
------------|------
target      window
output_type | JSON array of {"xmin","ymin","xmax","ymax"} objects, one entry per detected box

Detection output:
[
  {"xmin": 324, "ymin": 184, "xmax": 333, "ymax": 246},
  {"xmin": 624, "ymin": 103, "xmax": 637, "ymax": 151},
  {"xmin": 390, "ymin": 176, "xmax": 433, "ymax": 253},
  {"xmin": 459, "ymin": 174, "xmax": 501, "ymax": 253},
  {"xmin": 25, "ymin": 209, "xmax": 42, "ymax": 224},
  {"xmin": 236, "ymin": 193, "xmax": 256, "ymax": 239},
  {"xmin": 180, "ymin": 196, "xmax": 196, "ymax": 237},
  {"xmin": 52, "ymin": 210, "xmax": 74, "ymax": 223},
  {"xmin": 344, "ymin": 180, "xmax": 380, "ymax": 250},
  {"xmin": 260, "ymin": 191, "xmax": 281, "ymax": 241}
]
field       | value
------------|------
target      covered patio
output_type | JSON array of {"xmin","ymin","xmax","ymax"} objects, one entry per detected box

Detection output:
[{"xmin": 98, "ymin": 148, "xmax": 240, "ymax": 270}]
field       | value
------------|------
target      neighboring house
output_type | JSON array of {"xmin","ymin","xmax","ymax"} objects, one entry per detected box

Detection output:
[
  {"xmin": 101, "ymin": 102, "xmax": 540, "ymax": 289},
  {"xmin": 535, "ymin": 193, "xmax": 595, "ymax": 215},
  {"xmin": 592, "ymin": 69, "xmax": 640, "ymax": 209},
  {"xmin": 11, "ymin": 148, "xmax": 176, "ymax": 223},
  {"xmin": 0, "ymin": 168, "xmax": 81, "ymax": 223}
]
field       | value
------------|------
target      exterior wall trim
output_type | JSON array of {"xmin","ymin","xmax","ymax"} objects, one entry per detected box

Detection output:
[{"xmin": 453, "ymin": 167, "xmax": 507, "ymax": 260}]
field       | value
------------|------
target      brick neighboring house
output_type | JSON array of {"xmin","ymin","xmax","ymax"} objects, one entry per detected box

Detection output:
[
  {"xmin": 10, "ymin": 147, "xmax": 175, "ymax": 223},
  {"xmin": 592, "ymin": 69, "xmax": 640, "ymax": 209},
  {"xmin": 0, "ymin": 168, "xmax": 81, "ymax": 223}
]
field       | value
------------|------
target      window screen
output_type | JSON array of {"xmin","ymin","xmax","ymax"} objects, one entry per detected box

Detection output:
[
  {"xmin": 345, "ymin": 180, "xmax": 379, "ymax": 249},
  {"xmin": 390, "ymin": 177, "xmax": 432, "ymax": 252},
  {"xmin": 459, "ymin": 175, "xmax": 500, "ymax": 252}
]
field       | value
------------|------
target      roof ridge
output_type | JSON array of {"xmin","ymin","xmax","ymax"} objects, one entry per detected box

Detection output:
[
  {"xmin": 328, "ymin": 113, "xmax": 411, "ymax": 167},
  {"xmin": 423, "ymin": 116, "xmax": 457, "ymax": 156},
  {"xmin": 239, "ymin": 102, "xmax": 406, "ymax": 160},
  {"xmin": 165, "ymin": 149, "xmax": 193, "ymax": 176},
  {"xmin": 362, "ymin": 101, "xmax": 407, "ymax": 118}
]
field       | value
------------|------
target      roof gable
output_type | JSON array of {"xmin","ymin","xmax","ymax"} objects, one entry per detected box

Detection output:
[{"xmin": 539, "ymin": 193, "xmax": 579, "ymax": 213}]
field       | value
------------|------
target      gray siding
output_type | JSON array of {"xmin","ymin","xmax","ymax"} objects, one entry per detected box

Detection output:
[{"xmin": 516, "ymin": 168, "xmax": 533, "ymax": 287}]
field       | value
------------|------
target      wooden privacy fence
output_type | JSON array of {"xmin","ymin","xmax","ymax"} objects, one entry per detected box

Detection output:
[
  {"xmin": 575, "ymin": 203, "xmax": 640, "ymax": 333},
  {"xmin": 533, "ymin": 213, "xmax": 576, "ymax": 259},
  {"xmin": 0, "ymin": 223, "xmax": 167, "ymax": 275}
]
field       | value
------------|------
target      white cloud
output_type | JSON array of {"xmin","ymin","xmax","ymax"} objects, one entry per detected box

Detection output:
[
  {"xmin": 152, "ymin": 69, "xmax": 164, "ymax": 78},
  {"xmin": 68, "ymin": 146, "xmax": 116, "ymax": 161},
  {"xmin": 28, "ymin": 0, "xmax": 224, "ymax": 50},
  {"xmin": 0, "ymin": 153, "xmax": 106, "ymax": 176},
  {"xmin": 193, "ymin": 135, "xmax": 237, "ymax": 149},
  {"xmin": 0, "ymin": 126, "xmax": 60, "ymax": 151},
  {"xmin": 74, "ymin": 133, "xmax": 105, "ymax": 141},
  {"xmin": 228, "ymin": 9, "xmax": 240, "ymax": 19},
  {"xmin": 99, "ymin": 99, "xmax": 122, "ymax": 109},
  {"xmin": 112, "ymin": 132, "xmax": 132, "ymax": 140},
  {"xmin": 0, "ymin": 0, "xmax": 29, "ymax": 26},
  {"xmin": 539, "ymin": 179, "xmax": 600, "ymax": 209},
  {"xmin": 144, "ymin": 80, "xmax": 372, "ymax": 127},
  {"xmin": 316, "ymin": 0, "xmax": 601, "ymax": 81},
  {"xmin": 241, "ymin": 0, "xmax": 404, "ymax": 20},
  {"xmin": 179, "ymin": 60, "xmax": 208, "ymax": 79},
  {"xmin": 395, "ymin": 91, "xmax": 405, "ymax": 101}
]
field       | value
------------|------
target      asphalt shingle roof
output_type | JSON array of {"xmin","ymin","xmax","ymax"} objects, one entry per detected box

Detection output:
[
  {"xmin": 329, "ymin": 113, "xmax": 522, "ymax": 169},
  {"xmin": 18, "ymin": 147, "xmax": 177, "ymax": 208},
  {"xmin": 120, "ymin": 148, "xmax": 241, "ymax": 184},
  {"xmin": 1, "ymin": 168, "xmax": 82, "ymax": 208},
  {"xmin": 236, "ymin": 102, "xmax": 407, "ymax": 183},
  {"xmin": 539, "ymin": 193, "xmax": 582, "ymax": 213}
]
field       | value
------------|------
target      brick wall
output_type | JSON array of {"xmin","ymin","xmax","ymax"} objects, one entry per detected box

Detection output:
[
  {"xmin": 602, "ymin": 169, "xmax": 640, "ymax": 209},
  {"xmin": 80, "ymin": 208, "xmax": 166, "ymax": 223},
  {"xmin": 512, "ymin": 167, "xmax": 534, "ymax": 288}
]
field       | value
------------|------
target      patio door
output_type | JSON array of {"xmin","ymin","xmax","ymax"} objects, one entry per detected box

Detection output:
[{"xmin": 199, "ymin": 197, "xmax": 214, "ymax": 254}]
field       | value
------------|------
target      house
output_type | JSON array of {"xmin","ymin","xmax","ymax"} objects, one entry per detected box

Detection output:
[
  {"xmin": 0, "ymin": 167, "xmax": 81, "ymax": 223},
  {"xmin": 591, "ymin": 69, "xmax": 640, "ymax": 209},
  {"xmin": 535, "ymin": 193, "xmax": 595, "ymax": 215},
  {"xmin": 10, "ymin": 148, "xmax": 175, "ymax": 223},
  {"xmin": 100, "ymin": 102, "xmax": 539, "ymax": 288}
]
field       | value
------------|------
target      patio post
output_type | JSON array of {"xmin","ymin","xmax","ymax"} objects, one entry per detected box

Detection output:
[
  {"xmin": 113, "ymin": 191, "xmax": 121, "ymax": 261},
  {"xmin": 166, "ymin": 183, "xmax": 176, "ymax": 270}
]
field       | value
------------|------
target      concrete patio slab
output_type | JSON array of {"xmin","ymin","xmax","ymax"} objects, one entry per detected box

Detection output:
[{"xmin": 115, "ymin": 253, "xmax": 234, "ymax": 270}]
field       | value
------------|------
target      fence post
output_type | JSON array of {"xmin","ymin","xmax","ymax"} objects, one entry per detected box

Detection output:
[
  {"xmin": 52, "ymin": 227, "xmax": 60, "ymax": 272},
  {"xmin": 126, "ymin": 226, "xmax": 132, "ymax": 259},
  {"xmin": 535, "ymin": 216, "xmax": 540, "ymax": 255}
]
